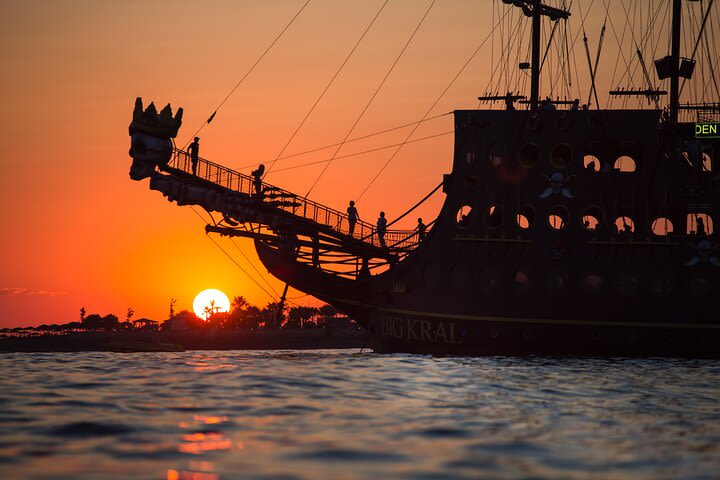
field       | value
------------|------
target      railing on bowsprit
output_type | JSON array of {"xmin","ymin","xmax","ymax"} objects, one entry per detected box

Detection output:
[{"xmin": 165, "ymin": 149, "xmax": 421, "ymax": 251}]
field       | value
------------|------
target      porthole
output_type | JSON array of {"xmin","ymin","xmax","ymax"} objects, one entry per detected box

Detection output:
[
  {"xmin": 652, "ymin": 217, "xmax": 674, "ymax": 236},
  {"xmin": 516, "ymin": 205, "xmax": 536, "ymax": 229},
  {"xmin": 651, "ymin": 277, "xmax": 673, "ymax": 297},
  {"xmin": 583, "ymin": 274, "xmax": 603, "ymax": 290},
  {"xmin": 551, "ymin": 143, "xmax": 573, "ymax": 168},
  {"xmin": 582, "ymin": 206, "xmax": 604, "ymax": 231},
  {"xmin": 615, "ymin": 216, "xmax": 635, "ymax": 235},
  {"xmin": 614, "ymin": 155, "xmax": 636, "ymax": 172},
  {"xmin": 456, "ymin": 205, "xmax": 473, "ymax": 228},
  {"xmin": 486, "ymin": 204, "xmax": 503, "ymax": 228},
  {"xmin": 513, "ymin": 271, "xmax": 529, "ymax": 292},
  {"xmin": 583, "ymin": 154, "xmax": 600, "ymax": 172},
  {"xmin": 616, "ymin": 274, "xmax": 639, "ymax": 296},
  {"xmin": 687, "ymin": 213, "xmax": 714, "ymax": 235},
  {"xmin": 548, "ymin": 205, "xmax": 569, "ymax": 230},
  {"xmin": 518, "ymin": 143, "xmax": 539, "ymax": 168}
]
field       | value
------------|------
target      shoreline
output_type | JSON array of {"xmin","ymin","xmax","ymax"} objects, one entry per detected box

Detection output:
[{"xmin": 0, "ymin": 329, "xmax": 366, "ymax": 353}]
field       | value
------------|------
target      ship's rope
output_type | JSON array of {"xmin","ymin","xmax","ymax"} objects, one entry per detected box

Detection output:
[
  {"xmin": 268, "ymin": 130, "xmax": 453, "ymax": 174},
  {"xmin": 355, "ymin": 5, "xmax": 512, "ymax": 202},
  {"xmin": 263, "ymin": 0, "xmax": 391, "ymax": 178},
  {"xmin": 190, "ymin": 206, "xmax": 279, "ymax": 301},
  {"xmin": 237, "ymin": 112, "xmax": 451, "ymax": 171},
  {"xmin": 355, "ymin": 182, "xmax": 443, "ymax": 245},
  {"xmin": 181, "ymin": 0, "xmax": 312, "ymax": 149},
  {"xmin": 304, "ymin": 0, "xmax": 438, "ymax": 197}
]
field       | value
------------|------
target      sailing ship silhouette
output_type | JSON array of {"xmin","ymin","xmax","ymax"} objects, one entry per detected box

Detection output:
[{"xmin": 128, "ymin": 0, "xmax": 720, "ymax": 355}]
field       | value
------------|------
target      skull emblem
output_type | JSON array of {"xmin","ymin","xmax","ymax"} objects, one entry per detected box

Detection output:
[
  {"xmin": 685, "ymin": 239, "xmax": 720, "ymax": 267},
  {"xmin": 540, "ymin": 171, "xmax": 574, "ymax": 199}
]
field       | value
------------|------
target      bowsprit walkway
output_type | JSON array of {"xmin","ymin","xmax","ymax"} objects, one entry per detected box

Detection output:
[{"xmin": 163, "ymin": 148, "xmax": 420, "ymax": 253}]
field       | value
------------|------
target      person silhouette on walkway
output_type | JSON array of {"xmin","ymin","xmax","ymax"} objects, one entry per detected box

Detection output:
[
  {"xmin": 251, "ymin": 164, "xmax": 265, "ymax": 197},
  {"xmin": 697, "ymin": 216, "xmax": 706, "ymax": 236},
  {"xmin": 504, "ymin": 92, "xmax": 515, "ymax": 111},
  {"xmin": 189, "ymin": 137, "xmax": 200, "ymax": 176},
  {"xmin": 416, "ymin": 217, "xmax": 426, "ymax": 241},
  {"xmin": 376, "ymin": 212, "xmax": 387, "ymax": 248},
  {"xmin": 347, "ymin": 200, "xmax": 359, "ymax": 236}
]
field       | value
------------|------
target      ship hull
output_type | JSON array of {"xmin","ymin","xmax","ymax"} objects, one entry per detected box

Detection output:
[
  {"xmin": 364, "ymin": 309, "xmax": 720, "ymax": 357},
  {"xmin": 255, "ymin": 240, "xmax": 720, "ymax": 357}
]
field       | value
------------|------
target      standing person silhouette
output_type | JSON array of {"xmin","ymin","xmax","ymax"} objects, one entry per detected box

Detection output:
[
  {"xmin": 376, "ymin": 211, "xmax": 387, "ymax": 248},
  {"xmin": 504, "ymin": 92, "xmax": 515, "ymax": 111},
  {"xmin": 347, "ymin": 200, "xmax": 359, "ymax": 236},
  {"xmin": 416, "ymin": 217, "xmax": 426, "ymax": 241},
  {"xmin": 189, "ymin": 137, "xmax": 200, "ymax": 176},
  {"xmin": 251, "ymin": 164, "xmax": 265, "ymax": 197}
]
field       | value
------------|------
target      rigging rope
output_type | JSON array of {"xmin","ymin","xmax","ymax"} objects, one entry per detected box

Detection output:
[
  {"xmin": 263, "ymin": 0, "xmax": 391, "ymax": 177},
  {"xmin": 181, "ymin": 0, "xmax": 312, "ymax": 149},
  {"xmin": 189, "ymin": 206, "xmax": 278, "ymax": 301},
  {"xmin": 304, "ymin": 0, "xmax": 437, "ymax": 197},
  {"xmin": 355, "ymin": 5, "xmax": 512, "ymax": 202},
  {"xmin": 382, "ymin": 182, "xmax": 443, "ymax": 230},
  {"xmin": 237, "ymin": 112, "xmax": 450, "ymax": 170},
  {"xmin": 678, "ymin": 0, "xmax": 714, "ymax": 97},
  {"xmin": 270, "ymin": 130, "xmax": 453, "ymax": 174}
]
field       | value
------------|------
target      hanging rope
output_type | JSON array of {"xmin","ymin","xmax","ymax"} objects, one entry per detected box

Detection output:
[
  {"xmin": 181, "ymin": 0, "xmax": 312, "ymax": 149},
  {"xmin": 355, "ymin": 5, "xmax": 512, "ymax": 202},
  {"xmin": 355, "ymin": 182, "xmax": 443, "ymax": 244},
  {"xmin": 304, "ymin": 0, "xmax": 438, "ymax": 197},
  {"xmin": 263, "ymin": 0, "xmax": 391, "ymax": 177}
]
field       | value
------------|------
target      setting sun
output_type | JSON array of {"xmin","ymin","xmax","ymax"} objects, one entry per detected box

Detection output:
[{"xmin": 193, "ymin": 289, "xmax": 230, "ymax": 320}]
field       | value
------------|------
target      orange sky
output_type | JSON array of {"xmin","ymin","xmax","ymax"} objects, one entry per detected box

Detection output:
[{"xmin": 0, "ymin": 0, "xmax": 713, "ymax": 327}]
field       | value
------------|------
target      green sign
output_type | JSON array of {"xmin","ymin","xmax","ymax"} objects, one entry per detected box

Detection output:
[{"xmin": 695, "ymin": 122, "xmax": 720, "ymax": 139}]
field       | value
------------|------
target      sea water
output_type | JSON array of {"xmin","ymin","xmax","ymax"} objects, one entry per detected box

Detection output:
[{"xmin": 1, "ymin": 351, "xmax": 719, "ymax": 479}]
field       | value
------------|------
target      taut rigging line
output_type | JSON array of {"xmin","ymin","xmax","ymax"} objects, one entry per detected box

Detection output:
[
  {"xmin": 263, "ymin": 0, "xmax": 391, "ymax": 178},
  {"xmin": 270, "ymin": 130, "xmax": 454, "ymax": 175},
  {"xmin": 181, "ymin": 0, "xmax": 312, "ymax": 149},
  {"xmin": 355, "ymin": 5, "xmax": 512, "ymax": 202},
  {"xmin": 235, "ymin": 112, "xmax": 451, "ymax": 171},
  {"xmin": 304, "ymin": 0, "xmax": 438, "ymax": 198}
]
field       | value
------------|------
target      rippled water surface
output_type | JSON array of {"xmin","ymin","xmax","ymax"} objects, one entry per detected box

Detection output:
[{"xmin": 1, "ymin": 351, "xmax": 720, "ymax": 479}]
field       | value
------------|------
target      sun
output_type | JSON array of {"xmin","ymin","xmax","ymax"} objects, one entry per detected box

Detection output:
[{"xmin": 193, "ymin": 289, "xmax": 231, "ymax": 320}]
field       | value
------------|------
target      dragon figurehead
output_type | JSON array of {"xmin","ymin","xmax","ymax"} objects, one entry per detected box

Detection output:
[{"xmin": 128, "ymin": 97, "xmax": 183, "ymax": 180}]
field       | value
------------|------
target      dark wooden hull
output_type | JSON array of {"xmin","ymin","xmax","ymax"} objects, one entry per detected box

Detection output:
[
  {"xmin": 253, "ymin": 109, "xmax": 720, "ymax": 357},
  {"xmin": 364, "ymin": 310, "xmax": 720, "ymax": 357},
  {"xmin": 255, "ymin": 240, "xmax": 720, "ymax": 357}
]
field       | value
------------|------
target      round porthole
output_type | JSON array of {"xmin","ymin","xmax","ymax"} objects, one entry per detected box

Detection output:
[
  {"xmin": 548, "ymin": 205, "xmax": 569, "ymax": 230},
  {"xmin": 486, "ymin": 204, "xmax": 503, "ymax": 229},
  {"xmin": 456, "ymin": 205, "xmax": 473, "ymax": 228},
  {"xmin": 652, "ymin": 217, "xmax": 673, "ymax": 236},
  {"xmin": 615, "ymin": 216, "xmax": 635, "ymax": 235},
  {"xmin": 614, "ymin": 155, "xmax": 636, "ymax": 172},
  {"xmin": 516, "ymin": 205, "xmax": 535, "ymax": 229},
  {"xmin": 551, "ymin": 143, "xmax": 573, "ymax": 168},
  {"xmin": 518, "ymin": 143, "xmax": 539, "ymax": 168},
  {"xmin": 582, "ymin": 206, "xmax": 604, "ymax": 231},
  {"xmin": 583, "ymin": 154, "xmax": 600, "ymax": 172}
]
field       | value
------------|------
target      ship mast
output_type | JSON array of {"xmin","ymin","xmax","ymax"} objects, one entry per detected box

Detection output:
[
  {"xmin": 669, "ymin": 0, "xmax": 682, "ymax": 124},
  {"xmin": 509, "ymin": 1, "xmax": 569, "ymax": 110},
  {"xmin": 530, "ymin": 0, "xmax": 541, "ymax": 111}
]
